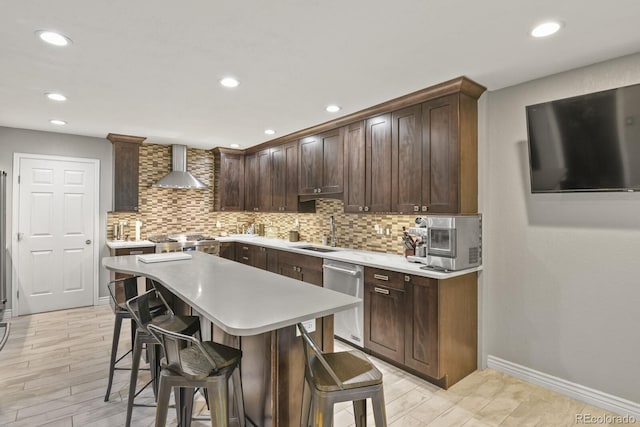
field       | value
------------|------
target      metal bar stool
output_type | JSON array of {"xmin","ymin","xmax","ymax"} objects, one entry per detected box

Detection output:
[
  {"xmin": 147, "ymin": 323, "xmax": 246, "ymax": 427},
  {"xmin": 124, "ymin": 287, "xmax": 202, "ymax": 427},
  {"xmin": 297, "ymin": 323, "xmax": 387, "ymax": 427},
  {"xmin": 105, "ymin": 276, "xmax": 165, "ymax": 401}
]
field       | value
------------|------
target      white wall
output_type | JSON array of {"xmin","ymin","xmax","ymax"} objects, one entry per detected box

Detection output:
[
  {"xmin": 481, "ymin": 52, "xmax": 640, "ymax": 403},
  {"xmin": 0, "ymin": 126, "xmax": 113, "ymax": 306}
]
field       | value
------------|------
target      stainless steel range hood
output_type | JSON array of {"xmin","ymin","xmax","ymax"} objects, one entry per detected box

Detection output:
[{"xmin": 154, "ymin": 145, "xmax": 207, "ymax": 189}]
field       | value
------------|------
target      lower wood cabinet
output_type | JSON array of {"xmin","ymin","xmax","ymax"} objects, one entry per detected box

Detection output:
[
  {"xmin": 275, "ymin": 250, "xmax": 323, "ymax": 286},
  {"xmin": 219, "ymin": 242, "xmax": 235, "ymax": 260},
  {"xmin": 364, "ymin": 266, "xmax": 477, "ymax": 389}
]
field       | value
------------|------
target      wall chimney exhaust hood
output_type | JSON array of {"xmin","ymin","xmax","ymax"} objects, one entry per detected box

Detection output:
[{"xmin": 153, "ymin": 145, "xmax": 207, "ymax": 189}]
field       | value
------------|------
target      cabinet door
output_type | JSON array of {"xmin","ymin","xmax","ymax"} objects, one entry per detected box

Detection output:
[
  {"xmin": 257, "ymin": 149, "xmax": 272, "ymax": 211},
  {"xmin": 113, "ymin": 141, "xmax": 140, "ymax": 212},
  {"xmin": 277, "ymin": 251, "xmax": 323, "ymax": 286},
  {"xmin": 271, "ymin": 144, "xmax": 286, "ymax": 211},
  {"xmin": 253, "ymin": 245, "xmax": 268, "ymax": 270},
  {"xmin": 244, "ymin": 153, "xmax": 258, "ymax": 211},
  {"xmin": 405, "ymin": 276, "xmax": 439, "ymax": 378},
  {"xmin": 392, "ymin": 105, "xmax": 424, "ymax": 213},
  {"xmin": 343, "ymin": 121, "xmax": 366, "ymax": 213},
  {"xmin": 219, "ymin": 242, "xmax": 236, "ymax": 260},
  {"xmin": 423, "ymin": 94, "xmax": 459, "ymax": 213},
  {"xmin": 299, "ymin": 135, "xmax": 321, "ymax": 195},
  {"xmin": 283, "ymin": 142, "xmax": 300, "ymax": 211},
  {"xmin": 218, "ymin": 152, "xmax": 245, "ymax": 211},
  {"xmin": 320, "ymin": 129, "xmax": 343, "ymax": 194},
  {"xmin": 364, "ymin": 280, "xmax": 405, "ymax": 363},
  {"xmin": 366, "ymin": 114, "xmax": 392, "ymax": 212}
]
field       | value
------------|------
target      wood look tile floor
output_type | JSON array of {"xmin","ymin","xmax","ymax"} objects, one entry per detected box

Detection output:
[{"xmin": 0, "ymin": 305, "xmax": 624, "ymax": 426}]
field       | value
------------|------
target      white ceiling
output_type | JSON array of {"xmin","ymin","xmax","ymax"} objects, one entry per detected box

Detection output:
[{"xmin": 1, "ymin": 1, "xmax": 639, "ymax": 150}]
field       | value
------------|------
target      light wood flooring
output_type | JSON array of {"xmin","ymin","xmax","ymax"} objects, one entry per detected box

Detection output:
[{"xmin": 0, "ymin": 305, "xmax": 623, "ymax": 426}]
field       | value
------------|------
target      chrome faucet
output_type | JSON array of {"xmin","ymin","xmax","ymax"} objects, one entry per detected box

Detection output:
[{"xmin": 329, "ymin": 215, "xmax": 337, "ymax": 247}]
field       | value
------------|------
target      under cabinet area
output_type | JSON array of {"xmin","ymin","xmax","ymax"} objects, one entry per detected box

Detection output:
[{"xmin": 364, "ymin": 265, "xmax": 477, "ymax": 388}]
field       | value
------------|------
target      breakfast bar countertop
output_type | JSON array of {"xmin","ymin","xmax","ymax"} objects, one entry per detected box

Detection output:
[{"xmin": 102, "ymin": 251, "xmax": 361, "ymax": 336}]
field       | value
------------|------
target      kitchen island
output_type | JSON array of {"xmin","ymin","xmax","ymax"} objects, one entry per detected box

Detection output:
[{"xmin": 103, "ymin": 251, "xmax": 360, "ymax": 427}]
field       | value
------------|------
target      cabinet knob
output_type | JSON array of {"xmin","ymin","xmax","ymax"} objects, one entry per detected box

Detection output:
[
  {"xmin": 422, "ymin": 206, "xmax": 428, "ymax": 211},
  {"xmin": 364, "ymin": 206, "xmax": 369, "ymax": 212},
  {"xmin": 413, "ymin": 206, "xmax": 420, "ymax": 212},
  {"xmin": 317, "ymin": 188, "xmax": 322, "ymax": 193},
  {"xmin": 358, "ymin": 206, "xmax": 363, "ymax": 212},
  {"xmin": 404, "ymin": 275, "xmax": 411, "ymax": 282}
]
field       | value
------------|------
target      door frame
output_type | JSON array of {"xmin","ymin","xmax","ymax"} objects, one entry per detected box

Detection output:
[{"xmin": 11, "ymin": 153, "xmax": 100, "ymax": 315}]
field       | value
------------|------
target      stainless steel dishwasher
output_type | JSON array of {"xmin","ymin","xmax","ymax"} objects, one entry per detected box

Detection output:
[{"xmin": 323, "ymin": 259, "xmax": 364, "ymax": 347}]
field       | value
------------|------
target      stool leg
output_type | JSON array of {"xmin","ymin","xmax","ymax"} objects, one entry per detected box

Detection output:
[
  {"xmin": 207, "ymin": 380, "xmax": 228, "ymax": 427},
  {"xmin": 371, "ymin": 388, "xmax": 387, "ymax": 427},
  {"xmin": 231, "ymin": 366, "xmax": 246, "ymax": 427},
  {"xmin": 125, "ymin": 333, "xmax": 143, "ymax": 427},
  {"xmin": 353, "ymin": 399, "xmax": 366, "ymax": 427},
  {"xmin": 179, "ymin": 387, "xmax": 196, "ymax": 427},
  {"xmin": 104, "ymin": 313, "xmax": 123, "ymax": 401},
  {"xmin": 300, "ymin": 378, "xmax": 311, "ymax": 427},
  {"xmin": 312, "ymin": 394, "xmax": 333, "ymax": 427},
  {"xmin": 148, "ymin": 343, "xmax": 159, "ymax": 401},
  {"xmin": 155, "ymin": 374, "xmax": 171, "ymax": 427}
]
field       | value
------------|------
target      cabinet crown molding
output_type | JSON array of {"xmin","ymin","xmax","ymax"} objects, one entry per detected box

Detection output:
[{"xmin": 106, "ymin": 133, "xmax": 146, "ymax": 145}]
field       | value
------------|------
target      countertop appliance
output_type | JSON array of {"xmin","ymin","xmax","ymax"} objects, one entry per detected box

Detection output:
[
  {"xmin": 1, "ymin": 170, "xmax": 10, "ymax": 351},
  {"xmin": 148, "ymin": 233, "xmax": 219, "ymax": 255},
  {"xmin": 322, "ymin": 259, "xmax": 364, "ymax": 347},
  {"xmin": 407, "ymin": 215, "xmax": 482, "ymax": 271}
]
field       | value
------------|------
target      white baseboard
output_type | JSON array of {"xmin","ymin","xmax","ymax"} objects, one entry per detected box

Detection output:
[
  {"xmin": 97, "ymin": 296, "xmax": 110, "ymax": 306},
  {"xmin": 0, "ymin": 309, "xmax": 11, "ymax": 320},
  {"xmin": 487, "ymin": 355, "xmax": 640, "ymax": 419}
]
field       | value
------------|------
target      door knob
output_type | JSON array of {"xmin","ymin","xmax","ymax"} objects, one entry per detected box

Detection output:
[{"xmin": 85, "ymin": 240, "xmax": 92, "ymax": 245}]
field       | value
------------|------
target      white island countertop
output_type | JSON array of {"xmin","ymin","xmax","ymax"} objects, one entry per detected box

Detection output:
[{"xmin": 102, "ymin": 251, "xmax": 361, "ymax": 336}]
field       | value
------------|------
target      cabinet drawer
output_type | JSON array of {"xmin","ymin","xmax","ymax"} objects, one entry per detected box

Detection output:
[
  {"xmin": 114, "ymin": 246, "xmax": 155, "ymax": 256},
  {"xmin": 364, "ymin": 267, "xmax": 406, "ymax": 291}
]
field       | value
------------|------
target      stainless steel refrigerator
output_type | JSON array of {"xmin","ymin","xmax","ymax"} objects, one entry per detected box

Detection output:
[{"xmin": 1, "ymin": 170, "xmax": 9, "ymax": 351}]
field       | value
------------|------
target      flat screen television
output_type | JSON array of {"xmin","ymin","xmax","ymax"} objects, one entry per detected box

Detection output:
[{"xmin": 526, "ymin": 82, "xmax": 640, "ymax": 193}]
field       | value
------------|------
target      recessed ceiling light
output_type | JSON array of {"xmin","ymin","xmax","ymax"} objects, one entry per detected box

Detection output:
[
  {"xmin": 264, "ymin": 129, "xmax": 276, "ymax": 135},
  {"xmin": 36, "ymin": 30, "xmax": 72, "ymax": 46},
  {"xmin": 46, "ymin": 92, "xmax": 67, "ymax": 101},
  {"xmin": 49, "ymin": 119, "xmax": 67, "ymax": 125},
  {"xmin": 229, "ymin": 143, "xmax": 240, "ymax": 148},
  {"xmin": 220, "ymin": 77, "xmax": 240, "ymax": 88},
  {"xmin": 530, "ymin": 21, "xmax": 562, "ymax": 38},
  {"xmin": 326, "ymin": 105, "xmax": 341, "ymax": 113}
]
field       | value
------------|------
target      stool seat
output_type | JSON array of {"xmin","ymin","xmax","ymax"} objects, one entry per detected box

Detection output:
[
  {"xmin": 310, "ymin": 350, "xmax": 382, "ymax": 392},
  {"xmin": 173, "ymin": 341, "xmax": 242, "ymax": 380}
]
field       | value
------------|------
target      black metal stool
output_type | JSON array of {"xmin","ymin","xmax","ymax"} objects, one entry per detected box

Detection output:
[
  {"xmin": 147, "ymin": 322, "xmax": 246, "ymax": 427},
  {"xmin": 124, "ymin": 287, "xmax": 201, "ymax": 427},
  {"xmin": 298, "ymin": 322, "xmax": 387, "ymax": 427},
  {"xmin": 104, "ymin": 276, "xmax": 165, "ymax": 401}
]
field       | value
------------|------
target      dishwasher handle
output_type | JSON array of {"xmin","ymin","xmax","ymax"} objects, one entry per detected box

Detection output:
[{"xmin": 323, "ymin": 264, "xmax": 361, "ymax": 277}]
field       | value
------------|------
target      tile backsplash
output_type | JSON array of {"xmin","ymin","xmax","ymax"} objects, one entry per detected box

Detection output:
[{"xmin": 107, "ymin": 143, "xmax": 417, "ymax": 255}]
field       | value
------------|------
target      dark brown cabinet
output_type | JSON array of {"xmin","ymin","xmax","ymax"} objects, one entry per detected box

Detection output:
[
  {"xmin": 276, "ymin": 250, "xmax": 323, "ymax": 286},
  {"xmin": 271, "ymin": 141, "xmax": 302, "ymax": 212},
  {"xmin": 363, "ymin": 268, "xmax": 406, "ymax": 363},
  {"xmin": 391, "ymin": 105, "xmax": 425, "ymax": 213},
  {"xmin": 107, "ymin": 133, "xmax": 145, "ymax": 212},
  {"xmin": 244, "ymin": 153, "xmax": 258, "ymax": 211},
  {"xmin": 404, "ymin": 275, "xmax": 439, "ymax": 378},
  {"xmin": 343, "ymin": 115, "xmax": 392, "ymax": 213},
  {"xmin": 343, "ymin": 121, "xmax": 366, "ymax": 213},
  {"xmin": 213, "ymin": 148, "xmax": 245, "ymax": 211},
  {"xmin": 256, "ymin": 149, "xmax": 272, "ymax": 211},
  {"xmin": 299, "ymin": 129, "xmax": 343, "ymax": 196},
  {"xmin": 219, "ymin": 242, "xmax": 236, "ymax": 260},
  {"xmin": 363, "ymin": 266, "xmax": 478, "ymax": 389}
]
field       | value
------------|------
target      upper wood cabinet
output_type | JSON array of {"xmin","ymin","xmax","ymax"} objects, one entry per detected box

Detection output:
[
  {"xmin": 244, "ymin": 153, "xmax": 258, "ymax": 212},
  {"xmin": 271, "ymin": 141, "xmax": 301, "ymax": 212},
  {"xmin": 299, "ymin": 129, "xmax": 343, "ymax": 195},
  {"xmin": 107, "ymin": 133, "xmax": 145, "ymax": 212},
  {"xmin": 390, "ymin": 93, "xmax": 478, "ymax": 214},
  {"xmin": 344, "ymin": 115, "xmax": 392, "ymax": 213},
  {"xmin": 213, "ymin": 148, "xmax": 245, "ymax": 211},
  {"xmin": 256, "ymin": 148, "xmax": 272, "ymax": 211}
]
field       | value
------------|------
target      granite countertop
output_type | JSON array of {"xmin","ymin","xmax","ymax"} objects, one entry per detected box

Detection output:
[
  {"xmin": 105, "ymin": 235, "xmax": 481, "ymax": 280},
  {"xmin": 102, "ymin": 252, "xmax": 360, "ymax": 336},
  {"xmin": 217, "ymin": 235, "xmax": 482, "ymax": 280}
]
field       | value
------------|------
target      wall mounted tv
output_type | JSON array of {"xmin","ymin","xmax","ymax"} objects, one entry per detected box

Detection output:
[{"xmin": 526, "ymin": 82, "xmax": 640, "ymax": 193}]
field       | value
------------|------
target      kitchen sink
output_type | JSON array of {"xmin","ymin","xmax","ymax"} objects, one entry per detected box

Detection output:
[{"xmin": 295, "ymin": 245, "xmax": 338, "ymax": 253}]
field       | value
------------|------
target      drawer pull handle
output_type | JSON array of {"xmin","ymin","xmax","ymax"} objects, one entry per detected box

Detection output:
[
  {"xmin": 373, "ymin": 274, "xmax": 389, "ymax": 281},
  {"xmin": 242, "ymin": 256, "xmax": 249, "ymax": 261},
  {"xmin": 242, "ymin": 246, "xmax": 249, "ymax": 250},
  {"xmin": 374, "ymin": 287, "xmax": 390, "ymax": 295},
  {"xmin": 130, "ymin": 250, "xmax": 144, "ymax": 255}
]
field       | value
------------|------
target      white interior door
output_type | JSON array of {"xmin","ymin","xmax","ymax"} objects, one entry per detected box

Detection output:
[{"xmin": 16, "ymin": 156, "xmax": 97, "ymax": 315}]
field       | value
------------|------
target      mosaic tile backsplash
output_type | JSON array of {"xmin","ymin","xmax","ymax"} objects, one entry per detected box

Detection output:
[{"xmin": 108, "ymin": 143, "xmax": 418, "ymax": 255}]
